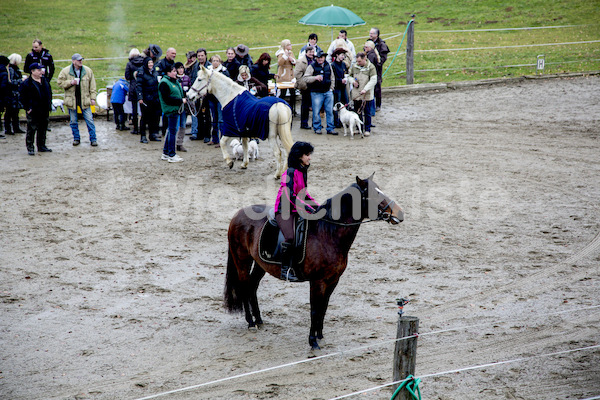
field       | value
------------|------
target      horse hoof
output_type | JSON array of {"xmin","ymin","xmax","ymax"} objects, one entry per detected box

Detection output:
[
  {"xmin": 241, "ymin": 164, "xmax": 248, "ymax": 169},
  {"xmin": 228, "ymin": 161, "xmax": 234, "ymax": 169},
  {"xmin": 248, "ymin": 325, "xmax": 258, "ymax": 332},
  {"xmin": 309, "ymin": 345, "xmax": 322, "ymax": 357}
]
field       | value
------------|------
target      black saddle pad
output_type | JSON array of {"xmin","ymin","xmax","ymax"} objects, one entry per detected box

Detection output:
[{"xmin": 258, "ymin": 218, "xmax": 307, "ymax": 265}]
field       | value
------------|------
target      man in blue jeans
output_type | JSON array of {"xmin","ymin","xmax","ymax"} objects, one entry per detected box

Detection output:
[
  {"xmin": 302, "ymin": 50, "xmax": 337, "ymax": 135},
  {"xmin": 57, "ymin": 53, "xmax": 97, "ymax": 146}
]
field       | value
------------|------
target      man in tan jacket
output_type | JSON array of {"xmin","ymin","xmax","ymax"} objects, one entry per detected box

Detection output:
[
  {"xmin": 57, "ymin": 53, "xmax": 97, "ymax": 146},
  {"xmin": 349, "ymin": 52, "xmax": 377, "ymax": 135}
]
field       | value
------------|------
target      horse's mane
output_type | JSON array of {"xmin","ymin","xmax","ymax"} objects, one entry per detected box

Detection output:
[
  {"xmin": 314, "ymin": 183, "xmax": 365, "ymax": 235},
  {"xmin": 206, "ymin": 67, "xmax": 246, "ymax": 92}
]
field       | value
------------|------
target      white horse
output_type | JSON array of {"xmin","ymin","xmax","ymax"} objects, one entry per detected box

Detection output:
[{"xmin": 187, "ymin": 66, "xmax": 293, "ymax": 179}]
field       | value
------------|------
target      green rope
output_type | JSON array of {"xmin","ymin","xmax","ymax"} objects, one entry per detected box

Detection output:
[
  {"xmin": 382, "ymin": 19, "xmax": 414, "ymax": 79},
  {"xmin": 390, "ymin": 375, "xmax": 422, "ymax": 400}
]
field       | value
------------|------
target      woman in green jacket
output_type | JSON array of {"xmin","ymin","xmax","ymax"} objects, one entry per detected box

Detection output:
[{"xmin": 158, "ymin": 64, "xmax": 187, "ymax": 163}]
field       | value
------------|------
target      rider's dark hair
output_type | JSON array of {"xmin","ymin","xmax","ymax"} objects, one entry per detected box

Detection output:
[{"xmin": 288, "ymin": 141, "xmax": 314, "ymax": 170}]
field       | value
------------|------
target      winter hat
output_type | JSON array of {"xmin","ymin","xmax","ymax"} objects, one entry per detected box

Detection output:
[
  {"xmin": 148, "ymin": 44, "xmax": 162, "ymax": 59},
  {"xmin": 235, "ymin": 44, "xmax": 249, "ymax": 57},
  {"xmin": 332, "ymin": 47, "xmax": 347, "ymax": 57}
]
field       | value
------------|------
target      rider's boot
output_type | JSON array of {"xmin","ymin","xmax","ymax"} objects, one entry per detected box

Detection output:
[{"xmin": 280, "ymin": 242, "xmax": 300, "ymax": 282}]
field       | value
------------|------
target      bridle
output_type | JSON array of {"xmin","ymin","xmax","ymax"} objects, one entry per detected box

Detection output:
[
  {"xmin": 319, "ymin": 185, "xmax": 400, "ymax": 226},
  {"xmin": 188, "ymin": 69, "xmax": 214, "ymax": 100},
  {"xmin": 374, "ymin": 188, "xmax": 401, "ymax": 224}
]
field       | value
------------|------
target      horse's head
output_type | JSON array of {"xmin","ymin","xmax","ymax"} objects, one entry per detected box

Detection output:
[
  {"xmin": 356, "ymin": 174, "xmax": 404, "ymax": 224},
  {"xmin": 187, "ymin": 65, "xmax": 212, "ymax": 102}
]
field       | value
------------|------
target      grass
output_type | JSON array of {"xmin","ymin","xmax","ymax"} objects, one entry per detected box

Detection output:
[{"xmin": 1, "ymin": 0, "xmax": 598, "ymax": 92}]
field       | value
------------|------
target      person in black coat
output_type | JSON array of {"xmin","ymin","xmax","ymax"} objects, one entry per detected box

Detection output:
[
  {"xmin": 124, "ymin": 48, "xmax": 145, "ymax": 135},
  {"xmin": 24, "ymin": 39, "xmax": 55, "ymax": 83},
  {"xmin": 234, "ymin": 44, "xmax": 253, "ymax": 67},
  {"xmin": 250, "ymin": 53, "xmax": 276, "ymax": 91},
  {"xmin": 223, "ymin": 48, "xmax": 241, "ymax": 83},
  {"xmin": 0, "ymin": 55, "xmax": 9, "ymax": 138},
  {"xmin": 5, "ymin": 54, "xmax": 25, "ymax": 134},
  {"xmin": 19, "ymin": 63, "xmax": 52, "ymax": 155},
  {"xmin": 331, "ymin": 48, "xmax": 349, "ymax": 128},
  {"xmin": 136, "ymin": 57, "xmax": 161, "ymax": 143}
]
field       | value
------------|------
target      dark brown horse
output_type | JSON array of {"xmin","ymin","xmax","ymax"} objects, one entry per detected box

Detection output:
[{"xmin": 224, "ymin": 175, "xmax": 404, "ymax": 349}]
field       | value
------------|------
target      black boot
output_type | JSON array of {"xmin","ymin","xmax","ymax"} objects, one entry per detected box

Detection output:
[
  {"xmin": 280, "ymin": 242, "xmax": 300, "ymax": 282},
  {"xmin": 131, "ymin": 116, "xmax": 139, "ymax": 135},
  {"xmin": 13, "ymin": 123, "xmax": 25, "ymax": 133},
  {"xmin": 140, "ymin": 135, "xmax": 148, "ymax": 143},
  {"xmin": 149, "ymin": 133, "xmax": 161, "ymax": 142}
]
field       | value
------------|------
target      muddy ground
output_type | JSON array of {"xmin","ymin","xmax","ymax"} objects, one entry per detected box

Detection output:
[{"xmin": 1, "ymin": 75, "xmax": 599, "ymax": 400}]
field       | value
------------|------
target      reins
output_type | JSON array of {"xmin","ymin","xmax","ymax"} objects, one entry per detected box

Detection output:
[
  {"xmin": 315, "ymin": 192, "xmax": 397, "ymax": 226},
  {"xmin": 317, "ymin": 217, "xmax": 384, "ymax": 226}
]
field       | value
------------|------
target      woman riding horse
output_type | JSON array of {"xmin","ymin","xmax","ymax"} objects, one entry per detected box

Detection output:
[{"xmin": 274, "ymin": 141, "xmax": 319, "ymax": 282}]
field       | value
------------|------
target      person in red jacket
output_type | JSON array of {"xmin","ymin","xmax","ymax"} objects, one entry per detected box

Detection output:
[{"xmin": 274, "ymin": 141, "xmax": 319, "ymax": 281}]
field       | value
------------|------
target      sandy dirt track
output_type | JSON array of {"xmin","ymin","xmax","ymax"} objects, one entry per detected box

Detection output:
[{"xmin": 1, "ymin": 75, "xmax": 599, "ymax": 400}]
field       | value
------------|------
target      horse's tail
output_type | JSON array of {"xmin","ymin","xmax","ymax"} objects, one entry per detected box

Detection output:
[
  {"xmin": 277, "ymin": 102, "xmax": 294, "ymax": 154},
  {"xmin": 224, "ymin": 246, "xmax": 244, "ymax": 313}
]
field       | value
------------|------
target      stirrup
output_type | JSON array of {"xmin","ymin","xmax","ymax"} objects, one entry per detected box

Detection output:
[{"xmin": 281, "ymin": 268, "xmax": 300, "ymax": 282}]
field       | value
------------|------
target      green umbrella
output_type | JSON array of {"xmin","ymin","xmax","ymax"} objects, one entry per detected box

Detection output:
[{"xmin": 299, "ymin": 5, "xmax": 366, "ymax": 41}]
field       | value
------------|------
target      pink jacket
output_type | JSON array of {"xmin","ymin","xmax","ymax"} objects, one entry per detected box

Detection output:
[{"xmin": 274, "ymin": 167, "xmax": 319, "ymax": 214}]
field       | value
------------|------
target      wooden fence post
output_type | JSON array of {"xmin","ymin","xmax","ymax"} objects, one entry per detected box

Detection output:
[
  {"xmin": 392, "ymin": 314, "xmax": 419, "ymax": 398},
  {"xmin": 406, "ymin": 16, "xmax": 415, "ymax": 85}
]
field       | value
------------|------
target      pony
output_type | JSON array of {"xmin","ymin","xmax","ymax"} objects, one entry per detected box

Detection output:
[
  {"xmin": 224, "ymin": 174, "xmax": 404, "ymax": 350},
  {"xmin": 187, "ymin": 66, "xmax": 293, "ymax": 179}
]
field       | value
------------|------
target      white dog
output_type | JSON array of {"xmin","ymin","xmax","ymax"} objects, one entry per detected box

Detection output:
[
  {"xmin": 51, "ymin": 98, "xmax": 65, "ymax": 113},
  {"xmin": 333, "ymin": 102, "xmax": 364, "ymax": 139},
  {"xmin": 230, "ymin": 138, "xmax": 259, "ymax": 161}
]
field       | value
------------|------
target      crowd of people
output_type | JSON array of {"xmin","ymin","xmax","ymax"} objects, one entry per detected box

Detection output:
[{"xmin": 0, "ymin": 28, "xmax": 390, "ymax": 158}]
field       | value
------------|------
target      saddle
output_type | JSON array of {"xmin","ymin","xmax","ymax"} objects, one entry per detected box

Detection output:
[{"xmin": 258, "ymin": 208, "xmax": 308, "ymax": 266}]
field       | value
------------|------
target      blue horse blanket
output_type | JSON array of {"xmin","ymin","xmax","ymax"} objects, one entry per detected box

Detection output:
[{"xmin": 222, "ymin": 91, "xmax": 290, "ymax": 140}]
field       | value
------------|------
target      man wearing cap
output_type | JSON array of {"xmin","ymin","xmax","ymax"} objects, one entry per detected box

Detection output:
[
  {"xmin": 331, "ymin": 48, "xmax": 349, "ymax": 128},
  {"xmin": 234, "ymin": 44, "xmax": 253, "ymax": 68},
  {"xmin": 19, "ymin": 62, "xmax": 53, "ymax": 154},
  {"xmin": 57, "ymin": 53, "xmax": 98, "ymax": 146},
  {"xmin": 302, "ymin": 50, "xmax": 337, "ymax": 136}
]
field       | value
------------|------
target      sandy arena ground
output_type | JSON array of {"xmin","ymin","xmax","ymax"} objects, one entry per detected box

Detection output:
[{"xmin": 1, "ymin": 75, "xmax": 599, "ymax": 400}]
